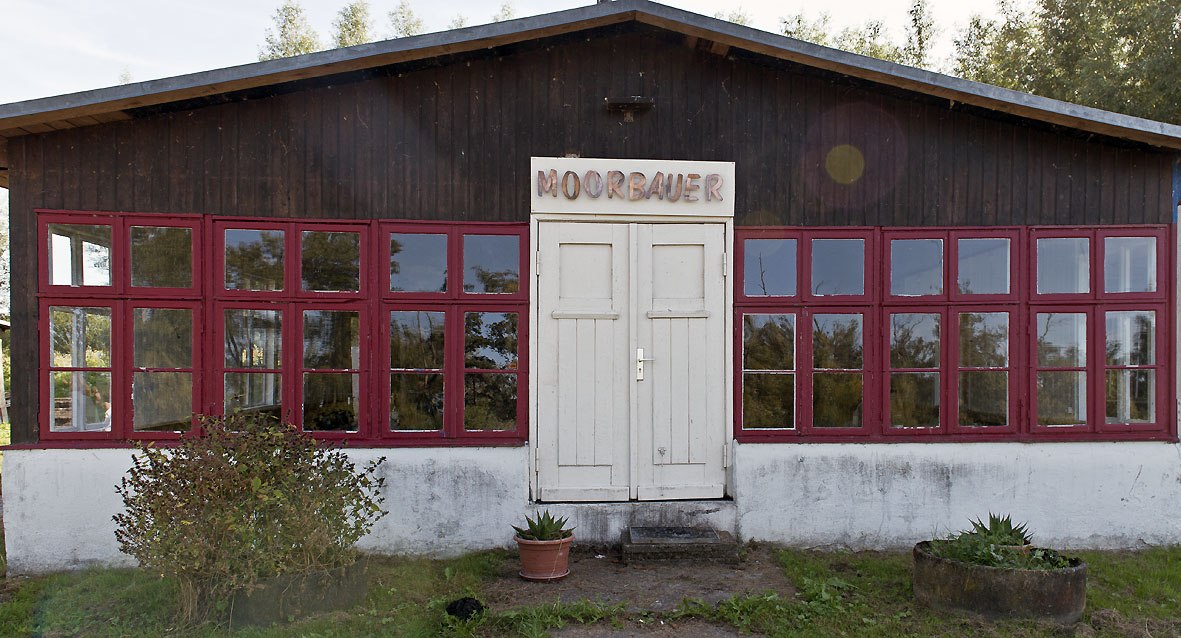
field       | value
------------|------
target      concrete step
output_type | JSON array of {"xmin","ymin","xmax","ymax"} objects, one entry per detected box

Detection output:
[{"xmin": 621, "ymin": 526, "xmax": 740, "ymax": 564}]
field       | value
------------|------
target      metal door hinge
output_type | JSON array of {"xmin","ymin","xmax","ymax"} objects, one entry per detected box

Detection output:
[
  {"xmin": 722, "ymin": 252, "xmax": 728, "ymax": 277},
  {"xmin": 534, "ymin": 251, "xmax": 541, "ymax": 276}
]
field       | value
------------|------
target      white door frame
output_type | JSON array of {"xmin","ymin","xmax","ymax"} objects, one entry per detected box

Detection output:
[{"xmin": 528, "ymin": 213, "xmax": 734, "ymax": 501}]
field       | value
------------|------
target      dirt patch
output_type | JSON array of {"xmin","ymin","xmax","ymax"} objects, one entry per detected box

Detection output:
[
  {"xmin": 1087, "ymin": 608, "xmax": 1181, "ymax": 638},
  {"xmin": 483, "ymin": 544, "xmax": 792, "ymax": 614},
  {"xmin": 549, "ymin": 618, "xmax": 746, "ymax": 637}
]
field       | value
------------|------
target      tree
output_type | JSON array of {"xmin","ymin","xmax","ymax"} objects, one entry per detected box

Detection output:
[
  {"xmin": 448, "ymin": 14, "xmax": 469, "ymax": 30},
  {"xmin": 259, "ymin": 0, "xmax": 322, "ymax": 61},
  {"xmin": 780, "ymin": 0, "xmax": 937, "ymax": 68},
  {"xmin": 117, "ymin": 68, "xmax": 134, "ymax": 85},
  {"xmin": 0, "ymin": 190, "xmax": 9, "ymax": 315},
  {"xmin": 714, "ymin": 9, "xmax": 751, "ymax": 26},
  {"xmin": 492, "ymin": 2, "xmax": 515, "ymax": 22},
  {"xmin": 332, "ymin": 0, "xmax": 375, "ymax": 48},
  {"xmin": 388, "ymin": 0, "xmax": 424, "ymax": 38},
  {"xmin": 953, "ymin": 0, "xmax": 1181, "ymax": 124}
]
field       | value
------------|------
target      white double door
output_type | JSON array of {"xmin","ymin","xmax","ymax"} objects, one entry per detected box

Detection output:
[{"xmin": 534, "ymin": 222, "xmax": 729, "ymax": 501}]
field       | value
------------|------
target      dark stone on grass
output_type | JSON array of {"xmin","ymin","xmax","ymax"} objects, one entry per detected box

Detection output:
[
  {"xmin": 230, "ymin": 557, "xmax": 369, "ymax": 627},
  {"xmin": 446, "ymin": 597, "xmax": 486, "ymax": 620},
  {"xmin": 912, "ymin": 541, "xmax": 1086, "ymax": 624}
]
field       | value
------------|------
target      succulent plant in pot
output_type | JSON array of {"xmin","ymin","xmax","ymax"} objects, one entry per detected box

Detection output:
[{"xmin": 513, "ymin": 510, "xmax": 575, "ymax": 581}]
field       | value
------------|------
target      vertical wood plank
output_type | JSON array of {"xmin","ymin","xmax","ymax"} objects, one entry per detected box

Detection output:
[
  {"xmin": 575, "ymin": 318, "xmax": 595, "ymax": 466},
  {"xmin": 8, "ymin": 137, "xmax": 38, "ymax": 442},
  {"xmin": 556, "ymin": 318, "xmax": 577, "ymax": 467}
]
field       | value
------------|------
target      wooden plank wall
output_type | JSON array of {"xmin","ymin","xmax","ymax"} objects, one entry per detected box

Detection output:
[{"xmin": 6, "ymin": 27, "xmax": 1178, "ymax": 442}]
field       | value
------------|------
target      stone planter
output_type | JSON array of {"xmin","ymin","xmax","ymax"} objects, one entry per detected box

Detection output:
[
  {"xmin": 230, "ymin": 558, "xmax": 370, "ymax": 627},
  {"xmin": 913, "ymin": 541, "xmax": 1086, "ymax": 624}
]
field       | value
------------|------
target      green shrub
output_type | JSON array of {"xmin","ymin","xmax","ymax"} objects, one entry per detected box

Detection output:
[{"xmin": 113, "ymin": 413, "xmax": 387, "ymax": 620}]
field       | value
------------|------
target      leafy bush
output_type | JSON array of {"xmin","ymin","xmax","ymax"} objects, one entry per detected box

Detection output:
[
  {"xmin": 928, "ymin": 513, "xmax": 1072, "ymax": 570},
  {"xmin": 113, "ymin": 413, "xmax": 387, "ymax": 620}
]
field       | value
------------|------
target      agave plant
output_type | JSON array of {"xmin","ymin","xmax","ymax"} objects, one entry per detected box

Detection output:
[
  {"xmin": 513, "ymin": 510, "xmax": 574, "ymax": 541},
  {"xmin": 964, "ymin": 513, "xmax": 1032, "ymax": 546}
]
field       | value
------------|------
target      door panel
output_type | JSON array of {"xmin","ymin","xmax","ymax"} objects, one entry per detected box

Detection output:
[
  {"xmin": 536, "ymin": 222, "xmax": 727, "ymax": 501},
  {"xmin": 536, "ymin": 223, "xmax": 631, "ymax": 501},
  {"xmin": 635, "ymin": 224, "xmax": 727, "ymax": 499}
]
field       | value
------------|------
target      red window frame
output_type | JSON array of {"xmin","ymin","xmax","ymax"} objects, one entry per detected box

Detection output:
[
  {"xmin": 36, "ymin": 210, "xmax": 528, "ymax": 446},
  {"xmin": 734, "ymin": 225, "xmax": 1175, "ymax": 443}
]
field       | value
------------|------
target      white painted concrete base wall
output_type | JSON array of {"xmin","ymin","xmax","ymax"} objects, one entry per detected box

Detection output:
[
  {"xmin": 2, "ymin": 447, "xmax": 532, "ymax": 575},
  {"xmin": 734, "ymin": 442, "xmax": 1181, "ymax": 550},
  {"xmin": 7, "ymin": 442, "xmax": 1181, "ymax": 573}
]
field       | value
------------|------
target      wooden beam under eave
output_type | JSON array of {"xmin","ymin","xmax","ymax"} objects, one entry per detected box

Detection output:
[{"xmin": 0, "ymin": 135, "xmax": 7, "ymax": 189}]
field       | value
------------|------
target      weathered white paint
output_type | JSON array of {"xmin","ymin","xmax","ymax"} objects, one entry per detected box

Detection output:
[
  {"xmin": 734, "ymin": 442, "xmax": 1181, "ymax": 549},
  {"xmin": 530, "ymin": 157, "xmax": 735, "ymax": 216},
  {"xmin": 2, "ymin": 447, "xmax": 532, "ymax": 574},
  {"xmin": 10, "ymin": 441, "xmax": 1181, "ymax": 574},
  {"xmin": 534, "ymin": 222, "xmax": 729, "ymax": 501}
]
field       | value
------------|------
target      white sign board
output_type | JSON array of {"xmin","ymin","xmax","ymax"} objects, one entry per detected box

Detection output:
[{"xmin": 530, "ymin": 157, "xmax": 735, "ymax": 216}]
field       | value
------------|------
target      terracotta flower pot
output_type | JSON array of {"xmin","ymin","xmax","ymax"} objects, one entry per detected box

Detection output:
[{"xmin": 516, "ymin": 535, "xmax": 574, "ymax": 581}]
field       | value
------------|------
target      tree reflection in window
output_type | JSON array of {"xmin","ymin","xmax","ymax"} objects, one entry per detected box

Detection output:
[{"xmin": 225, "ymin": 229, "xmax": 284, "ymax": 291}]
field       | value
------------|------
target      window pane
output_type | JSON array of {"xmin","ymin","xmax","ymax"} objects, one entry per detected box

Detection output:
[
  {"xmin": 1037, "ymin": 371, "xmax": 1086, "ymax": 426},
  {"xmin": 958, "ymin": 370, "xmax": 1007, "ymax": 426},
  {"xmin": 1037, "ymin": 237, "xmax": 1089, "ymax": 294},
  {"xmin": 1104, "ymin": 236, "xmax": 1156, "ymax": 293},
  {"xmin": 303, "ymin": 310, "xmax": 359, "ymax": 369},
  {"xmin": 1106, "ymin": 369, "xmax": 1155, "ymax": 424},
  {"xmin": 391, "ymin": 311, "xmax": 445, "ymax": 370},
  {"xmin": 811, "ymin": 239, "xmax": 864, "ymax": 296},
  {"xmin": 464, "ymin": 374, "xmax": 517, "ymax": 431},
  {"xmin": 743, "ymin": 314, "xmax": 795, "ymax": 371},
  {"xmin": 743, "ymin": 239, "xmax": 796, "ymax": 296},
  {"xmin": 224, "ymin": 372, "xmax": 282, "ymax": 419},
  {"xmin": 1036, "ymin": 313, "xmax": 1086, "ymax": 368},
  {"xmin": 50, "ymin": 306, "xmax": 112, "ymax": 367},
  {"xmin": 890, "ymin": 313, "xmax": 940, "ymax": 369},
  {"xmin": 133, "ymin": 372, "xmax": 192, "ymax": 432},
  {"xmin": 742, "ymin": 373, "xmax": 794, "ymax": 429},
  {"xmin": 133, "ymin": 308, "xmax": 192, "ymax": 368},
  {"xmin": 224, "ymin": 309, "xmax": 282, "ymax": 369},
  {"xmin": 891, "ymin": 239, "xmax": 943, "ymax": 296},
  {"xmin": 391, "ymin": 233, "xmax": 448, "ymax": 292},
  {"xmin": 302, "ymin": 231, "xmax": 360, "ymax": 292},
  {"xmin": 225, "ymin": 229, "xmax": 284, "ymax": 291},
  {"xmin": 48, "ymin": 224, "xmax": 111, "ymax": 287},
  {"xmin": 391, "ymin": 373, "xmax": 444, "ymax": 431},
  {"xmin": 812, "ymin": 373, "xmax": 862, "ymax": 427},
  {"xmin": 957, "ymin": 238, "xmax": 1010, "ymax": 295},
  {"xmin": 813, "ymin": 314, "xmax": 862, "ymax": 369},
  {"xmin": 890, "ymin": 372, "xmax": 939, "ymax": 428},
  {"xmin": 464, "ymin": 235, "xmax": 519, "ymax": 294},
  {"xmin": 959, "ymin": 312, "xmax": 1008, "ymax": 368},
  {"xmin": 1105, "ymin": 311, "xmax": 1155, "ymax": 366},
  {"xmin": 303, "ymin": 373, "xmax": 359, "ymax": 431},
  {"xmin": 131, "ymin": 226, "xmax": 193, "ymax": 288},
  {"xmin": 465, "ymin": 312, "xmax": 518, "ymax": 369},
  {"xmin": 49, "ymin": 371, "xmax": 111, "ymax": 432}
]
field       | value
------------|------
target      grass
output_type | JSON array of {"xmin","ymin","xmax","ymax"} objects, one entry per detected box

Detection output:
[{"xmin": 0, "ymin": 546, "xmax": 1178, "ymax": 637}]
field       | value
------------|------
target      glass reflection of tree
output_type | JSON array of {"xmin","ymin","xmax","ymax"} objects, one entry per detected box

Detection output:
[
  {"xmin": 742, "ymin": 315, "xmax": 794, "ymax": 428},
  {"xmin": 466, "ymin": 267, "xmax": 519, "ymax": 294},
  {"xmin": 464, "ymin": 312, "xmax": 518, "ymax": 430},
  {"xmin": 303, "ymin": 311, "xmax": 360, "ymax": 431},
  {"xmin": 390, "ymin": 312, "xmax": 445, "ymax": 429},
  {"xmin": 133, "ymin": 309, "xmax": 192, "ymax": 431},
  {"xmin": 131, "ymin": 227, "xmax": 192, "ymax": 288},
  {"xmin": 390, "ymin": 237, "xmax": 448, "ymax": 293},
  {"xmin": 50, "ymin": 307, "xmax": 111, "ymax": 431},
  {"xmin": 812, "ymin": 316, "xmax": 862, "ymax": 427},
  {"xmin": 1105, "ymin": 313, "xmax": 1154, "ymax": 422},
  {"xmin": 959, "ymin": 313, "xmax": 1008, "ymax": 426},
  {"xmin": 302, "ymin": 232, "xmax": 360, "ymax": 291},
  {"xmin": 890, "ymin": 314, "xmax": 940, "ymax": 427},
  {"xmin": 225, "ymin": 231, "xmax": 284, "ymax": 290}
]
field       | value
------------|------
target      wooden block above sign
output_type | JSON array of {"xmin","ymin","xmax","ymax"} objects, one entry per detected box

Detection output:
[{"xmin": 530, "ymin": 157, "xmax": 735, "ymax": 217}]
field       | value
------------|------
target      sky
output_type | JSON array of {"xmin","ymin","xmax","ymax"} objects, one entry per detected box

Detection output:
[{"xmin": 0, "ymin": 0, "xmax": 1007, "ymax": 106}]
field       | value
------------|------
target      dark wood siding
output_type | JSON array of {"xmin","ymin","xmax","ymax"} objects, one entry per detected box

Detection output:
[{"xmin": 5, "ymin": 26, "xmax": 1178, "ymax": 443}]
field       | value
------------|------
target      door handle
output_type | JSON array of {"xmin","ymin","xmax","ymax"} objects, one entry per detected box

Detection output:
[{"xmin": 636, "ymin": 348, "xmax": 655, "ymax": 381}]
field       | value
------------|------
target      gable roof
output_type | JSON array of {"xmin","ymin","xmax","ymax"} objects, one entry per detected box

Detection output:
[{"xmin": 1, "ymin": 0, "xmax": 1180, "ymax": 188}]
